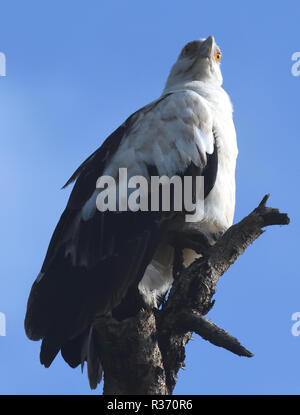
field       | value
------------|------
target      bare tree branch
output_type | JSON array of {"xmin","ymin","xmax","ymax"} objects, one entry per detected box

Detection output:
[
  {"xmin": 177, "ymin": 312, "xmax": 253, "ymax": 357},
  {"xmin": 94, "ymin": 195, "xmax": 290, "ymax": 395}
]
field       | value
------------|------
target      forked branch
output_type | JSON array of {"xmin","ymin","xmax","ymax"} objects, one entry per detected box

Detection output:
[{"xmin": 94, "ymin": 195, "xmax": 290, "ymax": 395}]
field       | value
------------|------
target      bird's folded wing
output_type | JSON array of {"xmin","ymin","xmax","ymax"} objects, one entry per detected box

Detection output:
[{"xmin": 24, "ymin": 90, "xmax": 217, "ymax": 367}]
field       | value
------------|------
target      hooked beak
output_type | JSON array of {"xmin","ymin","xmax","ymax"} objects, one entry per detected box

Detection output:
[{"xmin": 200, "ymin": 36, "xmax": 214, "ymax": 58}]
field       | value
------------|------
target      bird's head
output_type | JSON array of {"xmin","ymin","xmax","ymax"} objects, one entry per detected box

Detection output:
[{"xmin": 164, "ymin": 36, "xmax": 223, "ymax": 90}]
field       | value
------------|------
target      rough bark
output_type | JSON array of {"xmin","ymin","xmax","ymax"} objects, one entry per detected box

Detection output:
[{"xmin": 94, "ymin": 195, "xmax": 289, "ymax": 395}]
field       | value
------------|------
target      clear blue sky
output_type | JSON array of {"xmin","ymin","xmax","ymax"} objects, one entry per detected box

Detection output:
[{"xmin": 0, "ymin": 0, "xmax": 299, "ymax": 395}]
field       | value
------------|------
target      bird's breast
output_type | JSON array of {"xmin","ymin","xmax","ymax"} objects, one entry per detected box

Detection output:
[{"xmin": 201, "ymin": 111, "xmax": 238, "ymax": 236}]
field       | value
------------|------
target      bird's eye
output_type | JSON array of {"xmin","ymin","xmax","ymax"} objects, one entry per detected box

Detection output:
[{"xmin": 215, "ymin": 52, "xmax": 222, "ymax": 62}]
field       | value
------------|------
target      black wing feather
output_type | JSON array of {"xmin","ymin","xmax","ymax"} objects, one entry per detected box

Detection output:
[
  {"xmin": 25, "ymin": 93, "xmax": 218, "ymax": 371},
  {"xmin": 25, "ymin": 100, "xmax": 171, "ymax": 367}
]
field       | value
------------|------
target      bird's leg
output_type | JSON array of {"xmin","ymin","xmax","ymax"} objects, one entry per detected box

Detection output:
[{"xmin": 169, "ymin": 230, "xmax": 213, "ymax": 255}]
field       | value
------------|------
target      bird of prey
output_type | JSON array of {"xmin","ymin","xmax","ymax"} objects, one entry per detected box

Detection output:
[{"xmin": 25, "ymin": 36, "xmax": 238, "ymax": 389}]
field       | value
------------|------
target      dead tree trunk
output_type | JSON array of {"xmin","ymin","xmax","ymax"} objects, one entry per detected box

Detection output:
[{"xmin": 93, "ymin": 195, "xmax": 289, "ymax": 395}]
